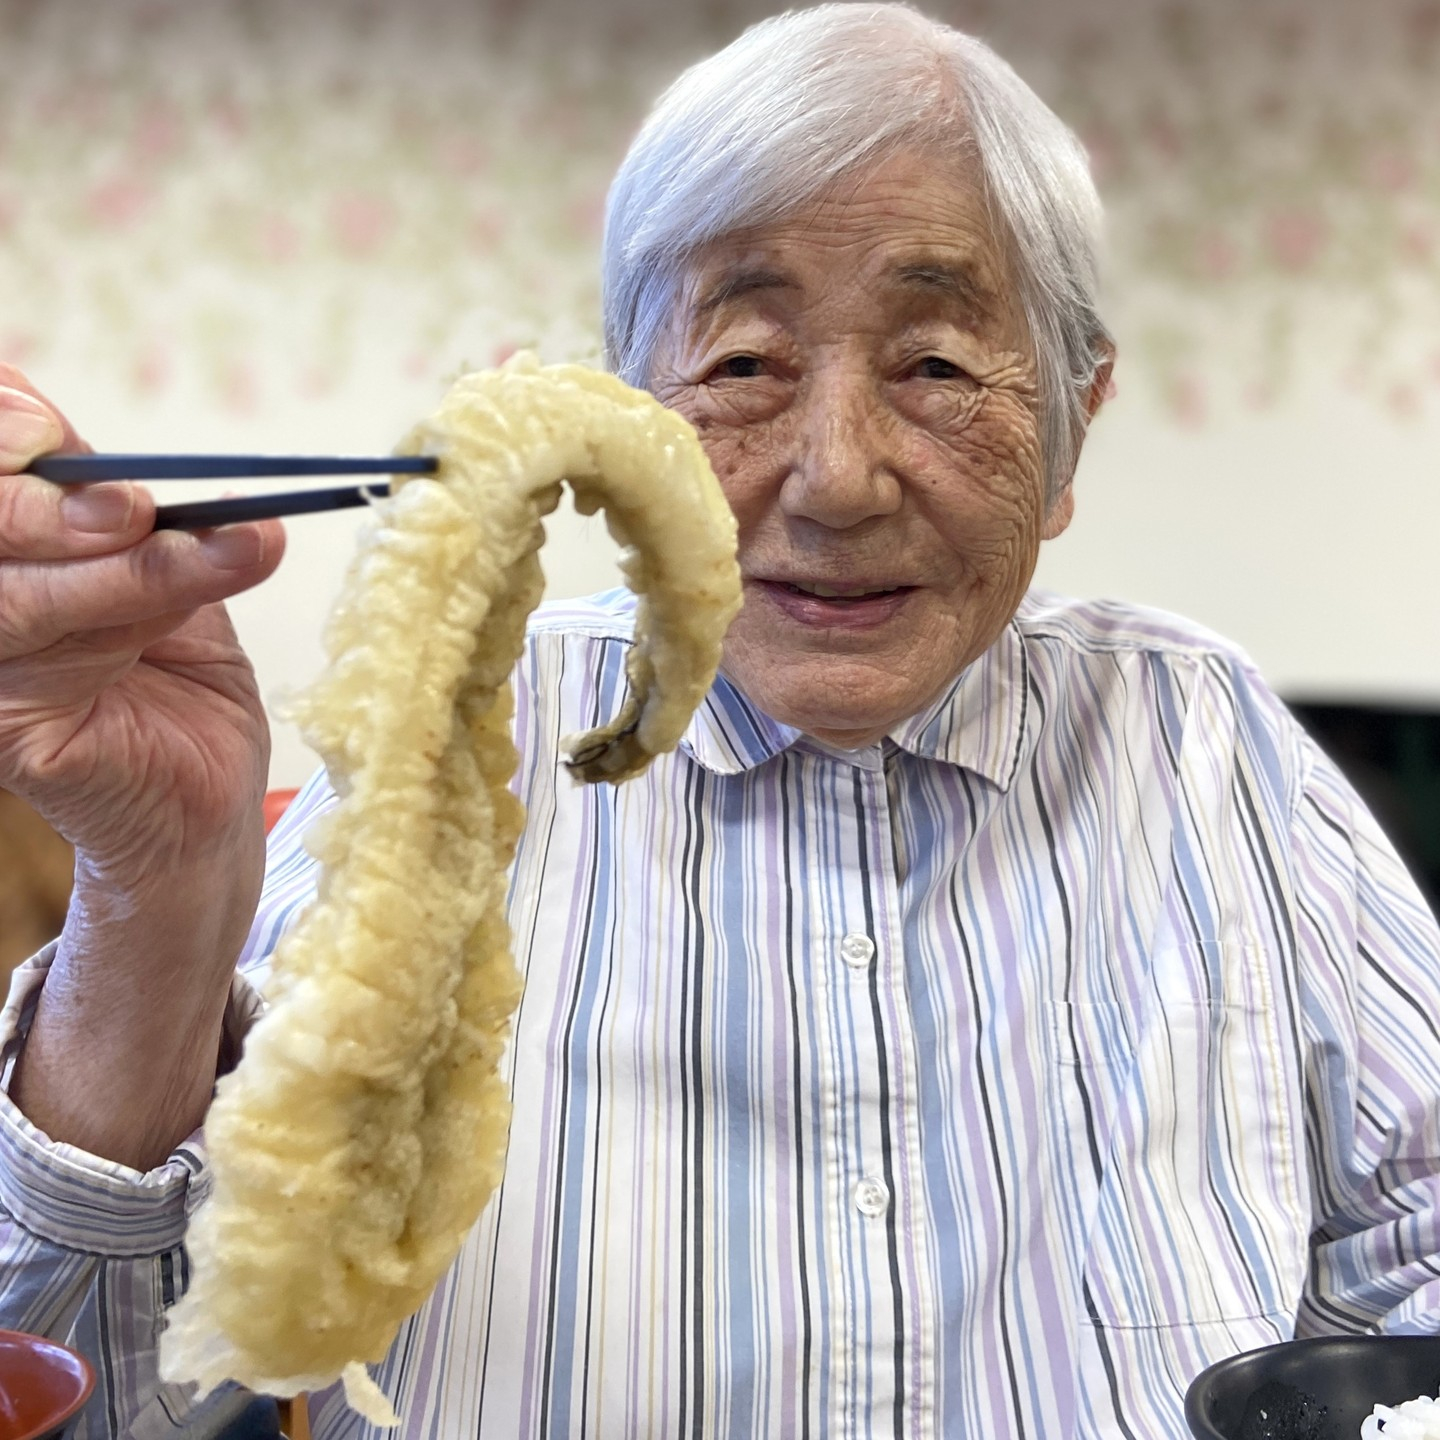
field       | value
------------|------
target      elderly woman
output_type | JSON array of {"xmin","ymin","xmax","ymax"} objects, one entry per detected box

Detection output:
[{"xmin": 0, "ymin": 6, "xmax": 1436, "ymax": 1438}]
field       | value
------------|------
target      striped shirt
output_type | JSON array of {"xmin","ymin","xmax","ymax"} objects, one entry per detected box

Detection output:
[{"xmin": 2, "ymin": 588, "xmax": 1439, "ymax": 1439}]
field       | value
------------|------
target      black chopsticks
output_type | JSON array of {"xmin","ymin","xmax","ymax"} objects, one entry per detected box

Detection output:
[
  {"xmin": 28, "ymin": 454, "xmax": 439, "ymax": 529},
  {"xmin": 147, "ymin": 483, "xmax": 394, "ymax": 530}
]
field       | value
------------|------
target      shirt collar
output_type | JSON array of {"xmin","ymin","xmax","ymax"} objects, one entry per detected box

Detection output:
[
  {"xmin": 678, "ymin": 672, "xmax": 805, "ymax": 775},
  {"xmin": 679, "ymin": 616, "xmax": 1029, "ymax": 789}
]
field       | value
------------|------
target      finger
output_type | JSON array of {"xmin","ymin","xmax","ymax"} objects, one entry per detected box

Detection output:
[
  {"xmin": 0, "ymin": 373, "xmax": 90, "ymax": 470},
  {"xmin": 0, "ymin": 519, "xmax": 286, "ymax": 661},
  {"xmin": 57, "ymin": 596, "xmax": 250, "ymax": 664},
  {"xmin": 2, "ymin": 617, "xmax": 193, "ymax": 714},
  {"xmin": 65, "ymin": 606, "xmax": 200, "ymax": 658},
  {"xmin": 1, "ymin": 603, "xmax": 245, "ymax": 716},
  {"xmin": 0, "ymin": 375, "xmax": 145, "ymax": 562},
  {"xmin": 0, "ymin": 471, "xmax": 156, "ymax": 560}
]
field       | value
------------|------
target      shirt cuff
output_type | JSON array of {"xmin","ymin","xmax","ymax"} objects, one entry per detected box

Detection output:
[{"xmin": 0, "ymin": 944, "xmax": 265, "ymax": 1257}]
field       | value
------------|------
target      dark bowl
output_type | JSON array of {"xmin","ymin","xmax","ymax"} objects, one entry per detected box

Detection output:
[
  {"xmin": 0, "ymin": 1330, "xmax": 94, "ymax": 1440},
  {"xmin": 1186, "ymin": 1335, "xmax": 1440, "ymax": 1440}
]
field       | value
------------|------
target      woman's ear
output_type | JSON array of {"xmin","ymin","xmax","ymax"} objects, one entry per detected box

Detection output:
[
  {"xmin": 1084, "ymin": 345, "xmax": 1117, "ymax": 425},
  {"xmin": 1041, "ymin": 483, "xmax": 1075, "ymax": 541},
  {"xmin": 1042, "ymin": 345, "xmax": 1116, "ymax": 543}
]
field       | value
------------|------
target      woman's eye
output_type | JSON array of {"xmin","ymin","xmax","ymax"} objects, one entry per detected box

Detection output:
[
  {"xmin": 712, "ymin": 355, "xmax": 765, "ymax": 379},
  {"xmin": 913, "ymin": 356, "xmax": 965, "ymax": 380}
]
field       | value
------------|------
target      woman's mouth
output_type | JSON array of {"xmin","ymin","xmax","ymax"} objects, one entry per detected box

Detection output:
[
  {"xmin": 783, "ymin": 581, "xmax": 899, "ymax": 599},
  {"xmin": 755, "ymin": 578, "xmax": 916, "ymax": 627}
]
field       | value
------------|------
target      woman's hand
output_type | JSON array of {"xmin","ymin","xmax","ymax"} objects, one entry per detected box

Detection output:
[
  {"xmin": 0, "ymin": 367, "xmax": 284, "ymax": 881},
  {"xmin": 0, "ymin": 367, "xmax": 288, "ymax": 1166}
]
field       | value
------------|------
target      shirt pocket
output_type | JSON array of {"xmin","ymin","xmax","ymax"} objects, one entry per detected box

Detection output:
[{"xmin": 1057, "ymin": 941, "xmax": 1310, "ymax": 1328}]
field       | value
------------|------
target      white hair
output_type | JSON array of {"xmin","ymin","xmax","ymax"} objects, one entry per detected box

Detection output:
[{"xmin": 601, "ymin": 2, "xmax": 1113, "ymax": 504}]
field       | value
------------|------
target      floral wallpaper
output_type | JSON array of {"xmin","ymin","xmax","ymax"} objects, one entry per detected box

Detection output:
[{"xmin": 2, "ymin": 0, "xmax": 1437, "ymax": 425}]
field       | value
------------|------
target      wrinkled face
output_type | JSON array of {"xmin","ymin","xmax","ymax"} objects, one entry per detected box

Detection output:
[{"xmin": 650, "ymin": 147, "xmax": 1077, "ymax": 749}]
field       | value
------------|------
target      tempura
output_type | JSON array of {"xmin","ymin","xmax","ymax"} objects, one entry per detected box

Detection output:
[{"xmin": 159, "ymin": 355, "xmax": 741, "ymax": 1421}]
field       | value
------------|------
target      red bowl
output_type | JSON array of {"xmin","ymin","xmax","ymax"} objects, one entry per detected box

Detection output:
[{"xmin": 0, "ymin": 1331, "xmax": 94, "ymax": 1440}]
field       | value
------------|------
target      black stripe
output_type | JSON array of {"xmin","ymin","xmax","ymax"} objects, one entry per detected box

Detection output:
[
  {"xmin": 1005, "ymin": 618, "xmax": 1031, "ymax": 788},
  {"xmin": 1259, "ymin": 730, "xmax": 1314, "ymax": 1073},
  {"xmin": 578, "ymin": 866, "xmax": 621, "ymax": 1434},
  {"xmin": 1025, "ymin": 685, "xmax": 1103, "ymax": 1182},
  {"xmin": 1149, "ymin": 660, "xmax": 1227, "ymax": 970},
  {"xmin": 477, "ymin": 641, "xmax": 565, "ymax": 1431},
  {"xmin": 671, "ymin": 761, "xmax": 711, "ymax": 1440},
  {"xmin": 675, "ymin": 759, "xmax": 697, "ymax": 1440},
  {"xmin": 158, "ymin": 1385, "xmax": 182, "ymax": 1426},
  {"xmin": 1225, "ymin": 745, "xmax": 1314, "ymax": 1303},
  {"xmin": 779, "ymin": 755, "xmax": 815, "ymax": 1439},
  {"xmin": 950, "ymin": 771, "xmax": 1028, "ymax": 1440},
  {"xmin": 1360, "ymin": 939, "xmax": 1440, "ymax": 1046},
  {"xmin": 1355, "ymin": 1095, "xmax": 1390, "ymax": 1139},
  {"xmin": 688, "ymin": 763, "xmax": 709, "ymax": 1440},
  {"xmin": 537, "ymin": 670, "xmax": 608, "ymax": 1439},
  {"xmin": 1230, "ymin": 736, "xmax": 1297, "ymax": 959},
  {"xmin": 1302, "ymin": 785, "xmax": 1354, "ymax": 845},
  {"xmin": 1298, "ymin": 1253, "xmax": 1370, "ymax": 1332},
  {"xmin": 1024, "ymin": 679, "xmax": 1117, "ymax": 1431},
  {"xmin": 1081, "ymin": 1282, "xmax": 1144, "ymax": 1440},
  {"xmin": 1301, "ymin": 1081, "xmax": 1342, "ymax": 1229},
  {"xmin": 851, "ymin": 769, "xmax": 907, "ymax": 1440},
  {"xmin": 884, "ymin": 746, "xmax": 909, "ymax": 885},
  {"xmin": 97, "ymin": 1266, "xmax": 119, "ymax": 1437},
  {"xmin": 388, "ymin": 1312, "xmax": 419, "ymax": 1425}
]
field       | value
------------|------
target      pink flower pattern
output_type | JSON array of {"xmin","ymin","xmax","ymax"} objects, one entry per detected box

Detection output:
[
  {"xmin": 85, "ymin": 179, "xmax": 154, "ymax": 230},
  {"xmin": 1265, "ymin": 210, "xmax": 1329, "ymax": 273},
  {"xmin": 329, "ymin": 194, "xmax": 398, "ymax": 260},
  {"xmin": 0, "ymin": 0, "xmax": 1435, "ymax": 424}
]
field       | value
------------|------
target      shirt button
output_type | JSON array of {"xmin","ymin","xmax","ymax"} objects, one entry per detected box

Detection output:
[
  {"xmin": 852, "ymin": 1177, "xmax": 890, "ymax": 1217},
  {"xmin": 839, "ymin": 932, "xmax": 875, "ymax": 968}
]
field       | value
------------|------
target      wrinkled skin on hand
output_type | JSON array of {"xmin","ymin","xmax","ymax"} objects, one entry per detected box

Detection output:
[
  {"xmin": 0, "ymin": 366, "xmax": 285, "ymax": 891},
  {"xmin": 650, "ymin": 148, "xmax": 1110, "ymax": 749},
  {"xmin": 0, "ymin": 365, "xmax": 293, "ymax": 1166}
]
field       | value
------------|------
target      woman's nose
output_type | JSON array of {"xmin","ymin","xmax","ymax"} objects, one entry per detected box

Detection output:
[{"xmin": 778, "ymin": 370, "xmax": 902, "ymax": 528}]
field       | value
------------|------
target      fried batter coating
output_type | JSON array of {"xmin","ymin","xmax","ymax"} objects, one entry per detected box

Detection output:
[{"xmin": 159, "ymin": 355, "xmax": 741, "ymax": 1421}]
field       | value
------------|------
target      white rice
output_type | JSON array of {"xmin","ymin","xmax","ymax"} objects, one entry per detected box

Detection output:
[{"xmin": 1361, "ymin": 1393, "xmax": 1440, "ymax": 1438}]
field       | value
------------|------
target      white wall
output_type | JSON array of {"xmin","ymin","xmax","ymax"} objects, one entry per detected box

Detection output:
[{"xmin": 1038, "ymin": 378, "xmax": 1440, "ymax": 707}]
